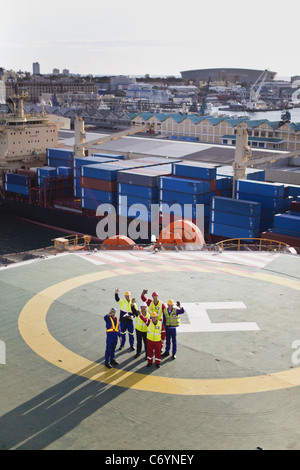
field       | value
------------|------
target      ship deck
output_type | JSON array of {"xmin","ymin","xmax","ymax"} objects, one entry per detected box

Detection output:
[{"xmin": 1, "ymin": 248, "xmax": 300, "ymax": 450}]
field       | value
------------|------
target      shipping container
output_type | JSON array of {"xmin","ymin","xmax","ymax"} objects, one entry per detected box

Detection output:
[
  {"xmin": 118, "ymin": 204, "xmax": 159, "ymax": 222},
  {"xmin": 211, "ymin": 196, "xmax": 261, "ymax": 217},
  {"xmin": 210, "ymin": 210, "xmax": 260, "ymax": 229},
  {"xmin": 57, "ymin": 166, "xmax": 73, "ymax": 177},
  {"xmin": 118, "ymin": 194, "xmax": 154, "ymax": 211},
  {"xmin": 159, "ymin": 176, "xmax": 210, "ymax": 194},
  {"xmin": 172, "ymin": 161, "xmax": 218, "ymax": 180},
  {"xmin": 117, "ymin": 165, "xmax": 172, "ymax": 187},
  {"xmin": 5, "ymin": 173, "xmax": 29, "ymax": 187},
  {"xmin": 209, "ymin": 222, "xmax": 259, "ymax": 239},
  {"xmin": 235, "ymin": 179, "xmax": 284, "ymax": 198},
  {"xmin": 235, "ymin": 192, "xmax": 284, "ymax": 211},
  {"xmin": 5, "ymin": 183, "xmax": 29, "ymax": 196},
  {"xmin": 81, "ymin": 188, "xmax": 117, "ymax": 204},
  {"xmin": 118, "ymin": 182, "xmax": 158, "ymax": 200},
  {"xmin": 81, "ymin": 177, "xmax": 117, "ymax": 192},
  {"xmin": 81, "ymin": 163, "xmax": 126, "ymax": 181},
  {"xmin": 273, "ymin": 213, "xmax": 300, "ymax": 232},
  {"xmin": 159, "ymin": 189, "xmax": 210, "ymax": 205}
]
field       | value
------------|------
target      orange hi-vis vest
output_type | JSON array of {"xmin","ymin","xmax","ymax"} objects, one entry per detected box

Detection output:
[{"xmin": 107, "ymin": 317, "xmax": 119, "ymax": 333}]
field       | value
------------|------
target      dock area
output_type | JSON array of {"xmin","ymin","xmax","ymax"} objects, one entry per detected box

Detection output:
[{"xmin": 1, "ymin": 248, "xmax": 300, "ymax": 450}]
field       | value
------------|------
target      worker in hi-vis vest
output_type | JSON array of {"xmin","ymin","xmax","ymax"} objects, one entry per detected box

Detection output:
[
  {"xmin": 131, "ymin": 301, "xmax": 149, "ymax": 359},
  {"xmin": 140, "ymin": 312, "xmax": 166, "ymax": 368},
  {"xmin": 115, "ymin": 287, "xmax": 136, "ymax": 351},
  {"xmin": 162, "ymin": 300, "xmax": 185, "ymax": 360},
  {"xmin": 140, "ymin": 289, "xmax": 166, "ymax": 321},
  {"xmin": 104, "ymin": 307, "xmax": 119, "ymax": 369}
]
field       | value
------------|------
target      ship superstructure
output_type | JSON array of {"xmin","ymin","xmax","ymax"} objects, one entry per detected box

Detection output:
[{"xmin": 0, "ymin": 92, "xmax": 59, "ymax": 174}]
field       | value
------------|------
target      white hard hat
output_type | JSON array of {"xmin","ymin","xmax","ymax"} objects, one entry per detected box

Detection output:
[{"xmin": 141, "ymin": 302, "xmax": 148, "ymax": 307}]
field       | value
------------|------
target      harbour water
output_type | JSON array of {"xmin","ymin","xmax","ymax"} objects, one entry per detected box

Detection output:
[
  {"xmin": 214, "ymin": 106, "xmax": 300, "ymax": 122},
  {"xmin": 0, "ymin": 209, "xmax": 63, "ymax": 255}
]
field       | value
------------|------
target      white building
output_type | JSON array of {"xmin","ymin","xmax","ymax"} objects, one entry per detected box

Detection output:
[
  {"xmin": 126, "ymin": 83, "xmax": 173, "ymax": 104},
  {"xmin": 0, "ymin": 81, "xmax": 6, "ymax": 104}
]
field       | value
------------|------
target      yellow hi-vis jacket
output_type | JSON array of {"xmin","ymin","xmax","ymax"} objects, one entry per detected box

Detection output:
[
  {"xmin": 135, "ymin": 312, "xmax": 149, "ymax": 333},
  {"xmin": 164, "ymin": 307, "xmax": 181, "ymax": 327},
  {"xmin": 118, "ymin": 298, "xmax": 132, "ymax": 313},
  {"xmin": 147, "ymin": 320, "xmax": 163, "ymax": 342},
  {"xmin": 148, "ymin": 300, "xmax": 164, "ymax": 320}
]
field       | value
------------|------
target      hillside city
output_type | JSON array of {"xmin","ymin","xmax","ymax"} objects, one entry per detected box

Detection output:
[{"xmin": 0, "ymin": 64, "xmax": 300, "ymax": 133}]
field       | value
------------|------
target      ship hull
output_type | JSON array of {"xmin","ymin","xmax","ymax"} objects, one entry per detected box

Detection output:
[{"xmin": 0, "ymin": 197, "xmax": 101, "ymax": 239}]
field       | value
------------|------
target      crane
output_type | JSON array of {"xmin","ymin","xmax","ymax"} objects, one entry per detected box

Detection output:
[
  {"xmin": 247, "ymin": 69, "xmax": 269, "ymax": 110},
  {"xmin": 199, "ymin": 77, "xmax": 211, "ymax": 116},
  {"xmin": 279, "ymin": 90, "xmax": 291, "ymax": 124},
  {"xmin": 73, "ymin": 115, "xmax": 155, "ymax": 159}
]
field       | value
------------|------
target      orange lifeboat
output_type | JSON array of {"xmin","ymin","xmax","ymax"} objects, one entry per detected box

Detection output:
[
  {"xmin": 156, "ymin": 219, "xmax": 205, "ymax": 248},
  {"xmin": 102, "ymin": 235, "xmax": 136, "ymax": 250}
]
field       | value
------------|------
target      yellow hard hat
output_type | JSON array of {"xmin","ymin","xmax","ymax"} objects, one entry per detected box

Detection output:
[
  {"xmin": 124, "ymin": 291, "xmax": 131, "ymax": 296},
  {"xmin": 167, "ymin": 299, "xmax": 175, "ymax": 306},
  {"xmin": 150, "ymin": 312, "xmax": 158, "ymax": 318}
]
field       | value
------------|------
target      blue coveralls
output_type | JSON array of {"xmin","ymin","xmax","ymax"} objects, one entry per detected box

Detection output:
[
  {"xmin": 163, "ymin": 306, "xmax": 185, "ymax": 356},
  {"xmin": 104, "ymin": 314, "xmax": 119, "ymax": 364}
]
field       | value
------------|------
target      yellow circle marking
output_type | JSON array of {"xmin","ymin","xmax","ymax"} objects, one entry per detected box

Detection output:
[{"xmin": 18, "ymin": 265, "xmax": 300, "ymax": 396}]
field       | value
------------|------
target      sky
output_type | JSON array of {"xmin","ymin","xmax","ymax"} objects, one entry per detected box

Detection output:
[{"xmin": 1, "ymin": 0, "xmax": 299, "ymax": 79}]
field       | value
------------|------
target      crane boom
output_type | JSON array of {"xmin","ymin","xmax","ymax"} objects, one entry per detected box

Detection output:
[{"xmin": 73, "ymin": 115, "xmax": 154, "ymax": 158}]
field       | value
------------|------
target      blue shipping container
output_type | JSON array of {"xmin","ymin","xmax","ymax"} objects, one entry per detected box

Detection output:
[
  {"xmin": 81, "ymin": 188, "xmax": 117, "ymax": 204},
  {"xmin": 57, "ymin": 166, "xmax": 73, "ymax": 177},
  {"xmin": 211, "ymin": 196, "xmax": 261, "ymax": 217},
  {"xmin": 74, "ymin": 156, "xmax": 117, "ymax": 169},
  {"xmin": 172, "ymin": 161, "xmax": 217, "ymax": 180},
  {"xmin": 5, "ymin": 183, "xmax": 29, "ymax": 196},
  {"xmin": 209, "ymin": 222, "xmax": 259, "ymax": 239},
  {"xmin": 118, "ymin": 183, "xmax": 158, "ymax": 200},
  {"xmin": 159, "ymin": 189, "xmax": 209, "ymax": 205},
  {"xmin": 235, "ymin": 179, "xmax": 284, "ymax": 197},
  {"xmin": 210, "ymin": 210, "xmax": 260, "ymax": 229},
  {"xmin": 5, "ymin": 173, "xmax": 28, "ymax": 186},
  {"xmin": 118, "ymin": 194, "xmax": 155, "ymax": 211},
  {"xmin": 159, "ymin": 176, "xmax": 210, "ymax": 194},
  {"xmin": 81, "ymin": 163, "xmax": 126, "ymax": 181},
  {"xmin": 235, "ymin": 192, "xmax": 284, "ymax": 211}
]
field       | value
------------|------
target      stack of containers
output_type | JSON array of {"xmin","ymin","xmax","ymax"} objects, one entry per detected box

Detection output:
[
  {"xmin": 4, "ymin": 173, "xmax": 29, "ymax": 196},
  {"xmin": 235, "ymin": 179, "xmax": 285, "ymax": 232},
  {"xmin": 159, "ymin": 176, "xmax": 211, "ymax": 227},
  {"xmin": 37, "ymin": 166, "xmax": 57, "ymax": 197},
  {"xmin": 73, "ymin": 156, "xmax": 118, "ymax": 197},
  {"xmin": 56, "ymin": 166, "xmax": 73, "ymax": 196},
  {"xmin": 160, "ymin": 161, "xmax": 220, "ymax": 229},
  {"xmin": 271, "ymin": 212, "xmax": 300, "ymax": 238},
  {"xmin": 117, "ymin": 164, "xmax": 172, "ymax": 222},
  {"xmin": 47, "ymin": 148, "xmax": 74, "ymax": 168},
  {"xmin": 210, "ymin": 196, "xmax": 261, "ymax": 240},
  {"xmin": 81, "ymin": 159, "xmax": 156, "ymax": 212}
]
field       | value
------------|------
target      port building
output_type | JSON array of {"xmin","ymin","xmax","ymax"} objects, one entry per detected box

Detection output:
[{"xmin": 128, "ymin": 112, "xmax": 300, "ymax": 153}]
